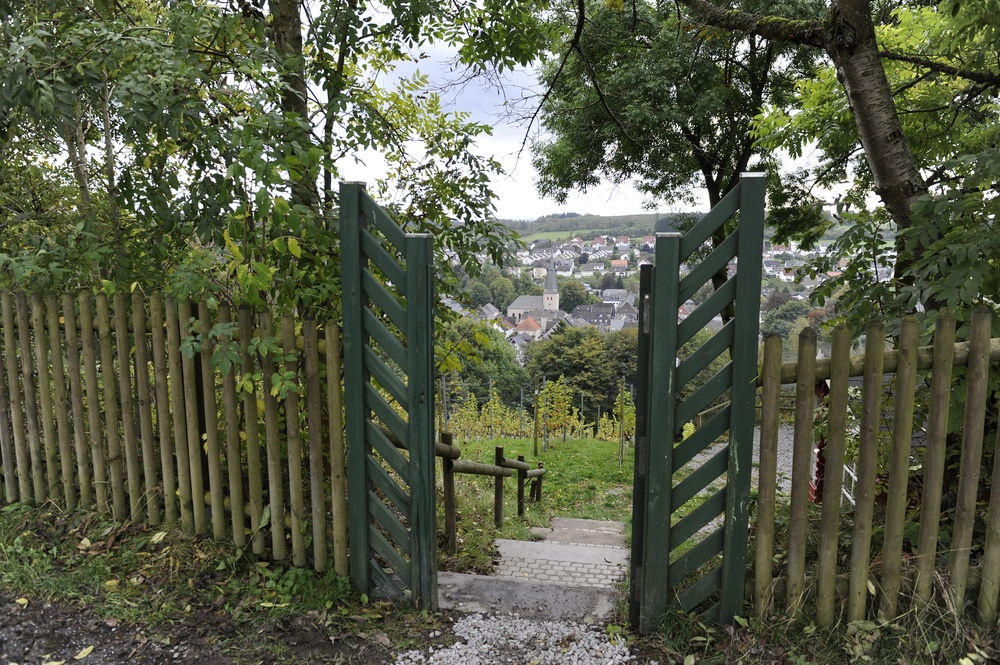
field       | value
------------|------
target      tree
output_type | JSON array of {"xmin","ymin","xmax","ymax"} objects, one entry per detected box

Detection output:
[
  {"xmin": 559, "ymin": 279, "xmax": 597, "ymax": 313},
  {"xmin": 534, "ymin": 0, "xmax": 823, "ymax": 320},
  {"xmin": 0, "ymin": 0, "xmax": 550, "ymax": 315},
  {"xmin": 438, "ymin": 318, "xmax": 527, "ymax": 407},
  {"xmin": 672, "ymin": 0, "xmax": 999, "ymax": 321}
]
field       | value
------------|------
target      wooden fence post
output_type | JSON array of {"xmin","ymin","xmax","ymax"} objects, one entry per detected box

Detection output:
[
  {"xmin": 754, "ymin": 334, "xmax": 782, "ymax": 617},
  {"xmin": 949, "ymin": 307, "xmax": 993, "ymax": 609},
  {"xmin": 847, "ymin": 321, "xmax": 886, "ymax": 622},
  {"xmin": 494, "ymin": 446, "xmax": 504, "ymax": 529},
  {"xmin": 442, "ymin": 432, "xmax": 457, "ymax": 555},
  {"xmin": 517, "ymin": 455, "xmax": 526, "ymax": 517},
  {"xmin": 879, "ymin": 316, "xmax": 920, "ymax": 621},
  {"xmin": 786, "ymin": 326, "xmax": 816, "ymax": 613}
]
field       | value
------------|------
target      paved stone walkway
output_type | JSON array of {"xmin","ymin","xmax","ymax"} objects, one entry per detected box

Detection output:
[
  {"xmin": 437, "ymin": 518, "xmax": 630, "ymax": 622},
  {"xmin": 494, "ymin": 518, "xmax": 629, "ymax": 589}
]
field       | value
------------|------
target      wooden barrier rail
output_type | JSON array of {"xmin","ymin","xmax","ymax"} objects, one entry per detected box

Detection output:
[
  {"xmin": 438, "ymin": 433, "xmax": 545, "ymax": 554},
  {"xmin": 378, "ymin": 427, "xmax": 547, "ymax": 554}
]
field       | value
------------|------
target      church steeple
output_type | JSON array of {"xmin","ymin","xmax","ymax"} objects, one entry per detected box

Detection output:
[{"xmin": 543, "ymin": 258, "xmax": 559, "ymax": 312}]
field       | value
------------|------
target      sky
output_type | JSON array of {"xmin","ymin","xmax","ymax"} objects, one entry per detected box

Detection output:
[{"xmin": 341, "ymin": 51, "xmax": 668, "ymax": 221}]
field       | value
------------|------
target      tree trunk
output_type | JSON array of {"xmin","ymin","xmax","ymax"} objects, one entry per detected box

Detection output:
[
  {"xmin": 825, "ymin": 0, "xmax": 926, "ymax": 283},
  {"xmin": 267, "ymin": 0, "xmax": 321, "ymax": 212}
]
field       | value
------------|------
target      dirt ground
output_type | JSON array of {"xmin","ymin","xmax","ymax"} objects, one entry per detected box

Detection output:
[{"xmin": 0, "ymin": 591, "xmax": 416, "ymax": 664}]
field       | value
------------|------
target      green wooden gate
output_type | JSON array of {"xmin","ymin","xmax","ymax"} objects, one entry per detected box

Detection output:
[
  {"xmin": 630, "ymin": 172, "xmax": 765, "ymax": 632},
  {"xmin": 340, "ymin": 182, "xmax": 437, "ymax": 609}
]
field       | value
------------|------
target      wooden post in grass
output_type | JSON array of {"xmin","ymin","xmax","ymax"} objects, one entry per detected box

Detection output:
[
  {"xmin": 96, "ymin": 293, "xmax": 125, "ymax": 519},
  {"xmin": 816, "ymin": 325, "xmax": 851, "ymax": 628},
  {"xmin": 166, "ymin": 297, "xmax": 193, "ymax": 531},
  {"xmin": 1, "ymin": 293, "xmax": 29, "ymax": 503},
  {"xmin": 494, "ymin": 446, "xmax": 504, "ymax": 529},
  {"xmin": 949, "ymin": 308, "xmax": 993, "ymax": 609},
  {"xmin": 914, "ymin": 311, "xmax": 956, "ymax": 606},
  {"xmin": 132, "ymin": 292, "xmax": 160, "ymax": 526},
  {"xmin": 879, "ymin": 316, "xmax": 920, "ymax": 621},
  {"xmin": 442, "ymin": 433, "xmax": 457, "ymax": 555},
  {"xmin": 786, "ymin": 327, "xmax": 816, "ymax": 613},
  {"xmin": 219, "ymin": 305, "xmax": 246, "ymax": 549},
  {"xmin": 754, "ymin": 334, "xmax": 782, "ymax": 617},
  {"xmin": 517, "ymin": 455, "xmax": 526, "ymax": 517},
  {"xmin": 17, "ymin": 293, "xmax": 45, "ymax": 504},
  {"xmin": 847, "ymin": 321, "xmax": 885, "ymax": 622},
  {"xmin": 62, "ymin": 293, "xmax": 91, "ymax": 509},
  {"xmin": 30, "ymin": 294, "xmax": 58, "ymax": 503},
  {"xmin": 326, "ymin": 322, "xmax": 349, "ymax": 575},
  {"xmin": 46, "ymin": 294, "xmax": 76, "ymax": 508},
  {"xmin": 113, "ymin": 293, "xmax": 142, "ymax": 520}
]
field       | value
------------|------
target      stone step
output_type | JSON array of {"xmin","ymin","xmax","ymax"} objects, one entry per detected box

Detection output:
[{"xmin": 437, "ymin": 572, "xmax": 617, "ymax": 623}]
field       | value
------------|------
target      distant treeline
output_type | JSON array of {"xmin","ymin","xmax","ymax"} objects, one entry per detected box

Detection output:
[{"xmin": 501, "ymin": 212, "xmax": 704, "ymax": 238}]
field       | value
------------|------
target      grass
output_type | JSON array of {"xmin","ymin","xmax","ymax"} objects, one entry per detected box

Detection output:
[{"xmin": 437, "ymin": 436, "xmax": 635, "ymax": 573}]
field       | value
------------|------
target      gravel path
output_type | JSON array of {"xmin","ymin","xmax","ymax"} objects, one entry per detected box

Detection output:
[{"xmin": 393, "ymin": 613, "xmax": 646, "ymax": 665}]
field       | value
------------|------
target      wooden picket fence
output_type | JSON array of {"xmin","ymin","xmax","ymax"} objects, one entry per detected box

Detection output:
[
  {"xmin": 0, "ymin": 291, "xmax": 350, "ymax": 575},
  {"xmin": 753, "ymin": 307, "xmax": 1000, "ymax": 625}
]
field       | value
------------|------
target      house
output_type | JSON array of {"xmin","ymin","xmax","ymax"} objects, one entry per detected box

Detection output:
[
  {"xmin": 610, "ymin": 259, "xmax": 629, "ymax": 273},
  {"xmin": 602, "ymin": 289, "xmax": 631, "ymax": 306},
  {"xmin": 476, "ymin": 303, "xmax": 501, "ymax": 320},
  {"xmin": 507, "ymin": 259, "xmax": 559, "ymax": 320},
  {"xmin": 511, "ymin": 316, "xmax": 543, "ymax": 341},
  {"xmin": 571, "ymin": 303, "xmax": 615, "ymax": 329}
]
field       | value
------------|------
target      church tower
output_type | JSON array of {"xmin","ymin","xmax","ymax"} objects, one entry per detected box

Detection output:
[{"xmin": 543, "ymin": 258, "xmax": 559, "ymax": 312}]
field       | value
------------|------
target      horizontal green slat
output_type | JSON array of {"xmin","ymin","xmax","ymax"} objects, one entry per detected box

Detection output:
[
  {"xmin": 676, "ymin": 321, "xmax": 735, "ymax": 388},
  {"xmin": 670, "ymin": 487, "xmax": 727, "ymax": 549},
  {"xmin": 679, "ymin": 188, "xmax": 739, "ymax": 260},
  {"xmin": 367, "ymin": 456, "xmax": 410, "ymax": 515},
  {"xmin": 369, "ymin": 491, "xmax": 411, "ymax": 549},
  {"xmin": 361, "ymin": 230, "xmax": 406, "ymax": 289},
  {"xmin": 673, "ymin": 407, "xmax": 731, "ymax": 468},
  {"xmin": 366, "ymin": 384, "xmax": 408, "ymax": 446},
  {"xmin": 679, "ymin": 232, "xmax": 738, "ymax": 303},
  {"xmin": 366, "ymin": 421, "xmax": 411, "ymax": 480},
  {"xmin": 359, "ymin": 191, "xmax": 407, "ymax": 250},
  {"xmin": 363, "ymin": 310, "xmax": 407, "ymax": 372},
  {"xmin": 362, "ymin": 272, "xmax": 407, "ymax": 332},
  {"xmin": 677, "ymin": 278, "xmax": 736, "ymax": 347},
  {"xmin": 674, "ymin": 566, "xmax": 723, "ymax": 613},
  {"xmin": 369, "ymin": 526, "xmax": 411, "ymax": 587},
  {"xmin": 672, "ymin": 445, "xmax": 728, "ymax": 509},
  {"xmin": 676, "ymin": 363, "xmax": 734, "ymax": 425},
  {"xmin": 364, "ymin": 347, "xmax": 408, "ymax": 409},
  {"xmin": 668, "ymin": 527, "xmax": 724, "ymax": 587}
]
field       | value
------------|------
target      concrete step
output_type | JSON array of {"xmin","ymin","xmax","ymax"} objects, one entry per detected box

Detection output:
[
  {"xmin": 530, "ymin": 518, "xmax": 627, "ymax": 547},
  {"xmin": 437, "ymin": 572, "xmax": 619, "ymax": 623}
]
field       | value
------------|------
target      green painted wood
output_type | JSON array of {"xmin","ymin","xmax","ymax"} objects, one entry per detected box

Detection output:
[
  {"xmin": 341, "ymin": 182, "xmax": 436, "ymax": 609},
  {"xmin": 718, "ymin": 172, "xmax": 766, "ymax": 621},
  {"xmin": 362, "ymin": 272, "xmax": 408, "ymax": 330},
  {"xmin": 679, "ymin": 186, "xmax": 740, "ymax": 257},
  {"xmin": 368, "ymin": 526, "xmax": 412, "ymax": 587},
  {"xmin": 365, "ymin": 384, "xmax": 409, "ymax": 445},
  {"xmin": 676, "ymin": 321, "xmax": 735, "ymax": 387},
  {"xmin": 362, "ymin": 308, "xmax": 408, "ymax": 368},
  {"xmin": 366, "ymin": 422, "xmax": 411, "ymax": 478},
  {"xmin": 672, "ymin": 446, "xmax": 728, "ymax": 509},
  {"xmin": 638, "ymin": 233, "xmax": 681, "ymax": 634},
  {"xmin": 406, "ymin": 232, "xmax": 437, "ymax": 610},
  {"xmin": 631, "ymin": 173, "xmax": 766, "ymax": 632},
  {"xmin": 677, "ymin": 278, "xmax": 736, "ymax": 346},
  {"xmin": 673, "ymin": 409, "xmax": 730, "ymax": 468},
  {"xmin": 367, "ymin": 457, "xmax": 411, "ymax": 514},
  {"xmin": 363, "ymin": 347, "xmax": 408, "ymax": 407},
  {"xmin": 368, "ymin": 490, "xmax": 412, "ymax": 549},
  {"xmin": 677, "ymin": 566, "xmax": 723, "ymax": 612},
  {"xmin": 341, "ymin": 182, "xmax": 371, "ymax": 595},
  {"xmin": 671, "ymin": 488, "xmax": 727, "ymax": 547},
  {"xmin": 359, "ymin": 193, "xmax": 407, "ymax": 249},
  {"xmin": 629, "ymin": 265, "xmax": 653, "ymax": 631},
  {"xmin": 668, "ymin": 528, "xmax": 725, "ymax": 586},
  {"xmin": 676, "ymin": 363, "xmax": 734, "ymax": 424},
  {"xmin": 360, "ymin": 231, "xmax": 407, "ymax": 288},
  {"xmin": 678, "ymin": 232, "xmax": 739, "ymax": 303}
]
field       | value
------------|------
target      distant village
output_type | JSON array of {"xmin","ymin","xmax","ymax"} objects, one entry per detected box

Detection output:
[{"xmin": 445, "ymin": 231, "xmax": 866, "ymax": 362}]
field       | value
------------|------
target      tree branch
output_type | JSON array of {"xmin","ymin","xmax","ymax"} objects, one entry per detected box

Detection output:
[
  {"xmin": 674, "ymin": 0, "xmax": 825, "ymax": 48},
  {"xmin": 880, "ymin": 49, "xmax": 1000, "ymax": 86}
]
